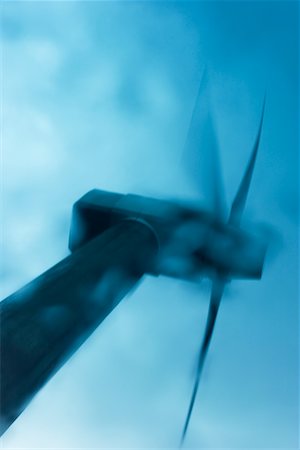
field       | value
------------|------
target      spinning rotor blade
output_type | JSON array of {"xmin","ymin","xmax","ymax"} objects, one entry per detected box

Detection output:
[
  {"xmin": 182, "ymin": 70, "xmax": 226, "ymax": 219},
  {"xmin": 180, "ymin": 279, "xmax": 225, "ymax": 447},
  {"xmin": 179, "ymin": 93, "xmax": 266, "ymax": 446},
  {"xmin": 228, "ymin": 97, "xmax": 266, "ymax": 226}
]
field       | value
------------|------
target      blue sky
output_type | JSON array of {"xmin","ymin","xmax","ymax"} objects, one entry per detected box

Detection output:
[{"xmin": 1, "ymin": 1, "xmax": 299, "ymax": 448}]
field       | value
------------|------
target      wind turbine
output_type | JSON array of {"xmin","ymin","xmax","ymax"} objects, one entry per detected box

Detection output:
[{"xmin": 0, "ymin": 72, "xmax": 268, "ymax": 446}]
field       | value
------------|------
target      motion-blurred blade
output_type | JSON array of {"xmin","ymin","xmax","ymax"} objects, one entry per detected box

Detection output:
[
  {"xmin": 182, "ymin": 69, "xmax": 226, "ymax": 219},
  {"xmin": 228, "ymin": 97, "xmax": 266, "ymax": 226},
  {"xmin": 180, "ymin": 279, "xmax": 225, "ymax": 447}
]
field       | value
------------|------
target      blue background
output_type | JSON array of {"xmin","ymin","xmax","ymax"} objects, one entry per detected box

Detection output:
[{"xmin": 1, "ymin": 1, "xmax": 299, "ymax": 448}]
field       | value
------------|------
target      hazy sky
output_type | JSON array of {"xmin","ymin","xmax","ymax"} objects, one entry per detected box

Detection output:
[{"xmin": 1, "ymin": 1, "xmax": 299, "ymax": 448}]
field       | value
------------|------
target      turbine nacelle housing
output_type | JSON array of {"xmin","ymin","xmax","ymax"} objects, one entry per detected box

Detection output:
[{"xmin": 69, "ymin": 189, "xmax": 266, "ymax": 282}]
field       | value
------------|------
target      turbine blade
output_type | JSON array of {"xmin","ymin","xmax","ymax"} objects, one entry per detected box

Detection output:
[
  {"xmin": 228, "ymin": 97, "xmax": 266, "ymax": 226},
  {"xmin": 182, "ymin": 69, "xmax": 226, "ymax": 219},
  {"xmin": 180, "ymin": 279, "xmax": 225, "ymax": 447}
]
